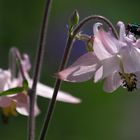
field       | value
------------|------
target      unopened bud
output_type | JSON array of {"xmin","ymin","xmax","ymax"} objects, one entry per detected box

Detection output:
[{"xmin": 69, "ymin": 10, "xmax": 79, "ymax": 26}]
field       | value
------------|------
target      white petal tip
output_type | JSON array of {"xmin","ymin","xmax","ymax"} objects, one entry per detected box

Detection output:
[
  {"xmin": 36, "ymin": 82, "xmax": 81, "ymax": 104},
  {"xmin": 117, "ymin": 21, "xmax": 124, "ymax": 27},
  {"xmin": 56, "ymin": 92, "xmax": 82, "ymax": 104},
  {"xmin": 93, "ymin": 22, "xmax": 103, "ymax": 34}
]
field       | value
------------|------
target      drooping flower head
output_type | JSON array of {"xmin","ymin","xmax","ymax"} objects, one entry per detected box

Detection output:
[
  {"xmin": 0, "ymin": 49, "xmax": 81, "ymax": 118},
  {"xmin": 57, "ymin": 21, "xmax": 140, "ymax": 93},
  {"xmin": 93, "ymin": 21, "xmax": 140, "ymax": 92}
]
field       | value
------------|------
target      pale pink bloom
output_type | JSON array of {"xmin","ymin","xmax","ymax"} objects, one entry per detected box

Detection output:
[
  {"xmin": 58, "ymin": 22, "xmax": 140, "ymax": 93},
  {"xmin": 57, "ymin": 25, "xmax": 105, "ymax": 84},
  {"xmin": 0, "ymin": 54, "xmax": 81, "ymax": 116},
  {"xmin": 93, "ymin": 21, "xmax": 140, "ymax": 92}
]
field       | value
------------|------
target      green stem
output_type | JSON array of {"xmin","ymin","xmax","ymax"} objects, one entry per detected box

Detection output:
[
  {"xmin": 9, "ymin": 47, "xmax": 26, "ymax": 80},
  {"xmin": 28, "ymin": 0, "xmax": 53, "ymax": 140},
  {"xmin": 39, "ymin": 15, "xmax": 118, "ymax": 140},
  {"xmin": 39, "ymin": 35, "xmax": 74, "ymax": 140},
  {"xmin": 73, "ymin": 15, "xmax": 119, "ymax": 39}
]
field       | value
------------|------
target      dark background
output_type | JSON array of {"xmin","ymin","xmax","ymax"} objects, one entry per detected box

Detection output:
[{"xmin": 0, "ymin": 0, "xmax": 140, "ymax": 140}]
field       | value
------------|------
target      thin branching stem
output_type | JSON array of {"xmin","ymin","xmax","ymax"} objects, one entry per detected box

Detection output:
[
  {"xmin": 39, "ymin": 35, "xmax": 74, "ymax": 140},
  {"xmin": 27, "ymin": 0, "xmax": 53, "ymax": 140},
  {"xmin": 9, "ymin": 47, "xmax": 26, "ymax": 80},
  {"xmin": 73, "ymin": 15, "xmax": 119, "ymax": 39},
  {"xmin": 39, "ymin": 15, "xmax": 118, "ymax": 140}
]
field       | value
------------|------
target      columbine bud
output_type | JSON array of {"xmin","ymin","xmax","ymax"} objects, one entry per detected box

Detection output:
[
  {"xmin": 69, "ymin": 10, "xmax": 79, "ymax": 26},
  {"xmin": 69, "ymin": 10, "xmax": 79, "ymax": 33}
]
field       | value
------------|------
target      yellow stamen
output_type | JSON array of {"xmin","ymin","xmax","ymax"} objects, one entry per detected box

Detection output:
[
  {"xmin": 2, "ymin": 102, "xmax": 17, "ymax": 117},
  {"xmin": 117, "ymin": 55, "xmax": 137, "ymax": 91}
]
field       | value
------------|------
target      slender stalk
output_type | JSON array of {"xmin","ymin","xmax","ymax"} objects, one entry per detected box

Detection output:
[
  {"xmin": 39, "ymin": 15, "xmax": 118, "ymax": 140},
  {"xmin": 9, "ymin": 48, "xmax": 17, "ymax": 80},
  {"xmin": 73, "ymin": 15, "xmax": 119, "ymax": 39},
  {"xmin": 39, "ymin": 36, "xmax": 74, "ymax": 140},
  {"xmin": 9, "ymin": 47, "xmax": 26, "ymax": 80},
  {"xmin": 28, "ymin": 0, "xmax": 53, "ymax": 140}
]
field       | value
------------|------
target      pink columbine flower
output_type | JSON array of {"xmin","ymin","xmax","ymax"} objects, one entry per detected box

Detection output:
[
  {"xmin": 58, "ymin": 21, "xmax": 140, "ymax": 93},
  {"xmin": 57, "ymin": 24, "xmax": 101, "ymax": 84},
  {"xmin": 93, "ymin": 21, "xmax": 140, "ymax": 92},
  {"xmin": 0, "ymin": 53, "xmax": 81, "ymax": 117}
]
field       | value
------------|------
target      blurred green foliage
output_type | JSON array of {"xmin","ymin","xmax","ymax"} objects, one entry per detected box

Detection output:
[{"xmin": 0, "ymin": 0, "xmax": 140, "ymax": 140}]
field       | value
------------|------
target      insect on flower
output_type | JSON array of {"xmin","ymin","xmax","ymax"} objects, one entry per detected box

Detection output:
[
  {"xmin": 126, "ymin": 23, "xmax": 140, "ymax": 36},
  {"xmin": 57, "ymin": 21, "xmax": 140, "ymax": 93}
]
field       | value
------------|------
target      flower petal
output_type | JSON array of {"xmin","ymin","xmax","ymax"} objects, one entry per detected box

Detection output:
[
  {"xmin": 94, "ymin": 32, "xmax": 113, "ymax": 60},
  {"xmin": 16, "ymin": 103, "xmax": 40, "ymax": 116},
  {"xmin": 121, "ymin": 47, "xmax": 140, "ymax": 73},
  {"xmin": 21, "ymin": 54, "xmax": 31, "ymax": 72},
  {"xmin": 103, "ymin": 72, "xmax": 122, "ymax": 92},
  {"xmin": 94, "ymin": 56, "xmax": 119, "ymax": 82},
  {"xmin": 14, "ymin": 94, "xmax": 40, "ymax": 116},
  {"xmin": 94, "ymin": 28, "xmax": 125, "ymax": 60},
  {"xmin": 99, "ymin": 30, "xmax": 119, "ymax": 54},
  {"xmin": 117, "ymin": 21, "xmax": 126, "ymax": 42},
  {"xmin": 57, "ymin": 52, "xmax": 100, "ymax": 82},
  {"xmin": 0, "ymin": 69, "xmax": 11, "ymax": 91},
  {"xmin": 0, "ymin": 97, "xmax": 12, "ymax": 107},
  {"xmin": 102, "ymin": 55, "xmax": 120, "ymax": 78},
  {"xmin": 134, "ymin": 39, "xmax": 140, "ymax": 48},
  {"xmin": 94, "ymin": 66, "xmax": 103, "ymax": 82},
  {"xmin": 36, "ymin": 82, "xmax": 81, "ymax": 104}
]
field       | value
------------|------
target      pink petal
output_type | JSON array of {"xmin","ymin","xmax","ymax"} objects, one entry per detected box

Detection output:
[
  {"xmin": 36, "ymin": 82, "xmax": 81, "ymax": 104},
  {"xmin": 0, "ymin": 69, "xmax": 11, "ymax": 91},
  {"xmin": 57, "ymin": 52, "xmax": 100, "ymax": 82},
  {"xmin": 11, "ymin": 94, "xmax": 27, "ymax": 104},
  {"xmin": 102, "ymin": 55, "xmax": 120, "ymax": 78},
  {"xmin": 134, "ymin": 39, "xmax": 140, "ymax": 48},
  {"xmin": 94, "ymin": 30, "xmax": 119, "ymax": 60},
  {"xmin": 94, "ymin": 66, "xmax": 103, "ymax": 82},
  {"xmin": 117, "ymin": 21, "xmax": 126, "ymax": 42},
  {"xmin": 14, "ymin": 94, "xmax": 40, "ymax": 116},
  {"xmin": 94, "ymin": 56, "xmax": 119, "ymax": 82},
  {"xmin": 94, "ymin": 34, "xmax": 112, "ymax": 60},
  {"xmin": 0, "ymin": 97, "xmax": 12, "ymax": 107},
  {"xmin": 121, "ymin": 47, "xmax": 140, "ymax": 73},
  {"xmin": 103, "ymin": 72, "xmax": 122, "ymax": 93},
  {"xmin": 16, "ymin": 103, "xmax": 40, "ymax": 116},
  {"xmin": 99, "ymin": 30, "xmax": 119, "ymax": 54},
  {"xmin": 21, "ymin": 54, "xmax": 31, "ymax": 72},
  {"xmin": 16, "ymin": 104, "xmax": 29, "ymax": 116}
]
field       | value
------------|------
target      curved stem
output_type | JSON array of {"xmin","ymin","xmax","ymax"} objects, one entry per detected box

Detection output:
[
  {"xmin": 39, "ymin": 14, "xmax": 118, "ymax": 140},
  {"xmin": 73, "ymin": 15, "xmax": 119, "ymax": 39},
  {"xmin": 28, "ymin": 0, "xmax": 53, "ymax": 140}
]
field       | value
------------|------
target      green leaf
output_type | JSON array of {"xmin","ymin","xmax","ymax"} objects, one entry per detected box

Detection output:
[
  {"xmin": 0, "ymin": 79, "xmax": 29, "ymax": 97},
  {"xmin": 0, "ymin": 87, "xmax": 24, "ymax": 96},
  {"xmin": 22, "ymin": 79, "xmax": 29, "ymax": 90}
]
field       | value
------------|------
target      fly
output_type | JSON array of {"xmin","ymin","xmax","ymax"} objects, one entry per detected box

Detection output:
[{"xmin": 126, "ymin": 23, "xmax": 140, "ymax": 36}]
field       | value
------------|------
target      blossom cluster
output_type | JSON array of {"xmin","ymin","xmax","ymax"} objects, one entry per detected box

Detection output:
[
  {"xmin": 58, "ymin": 21, "xmax": 140, "ymax": 93},
  {"xmin": 0, "ymin": 51, "xmax": 81, "ymax": 117}
]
